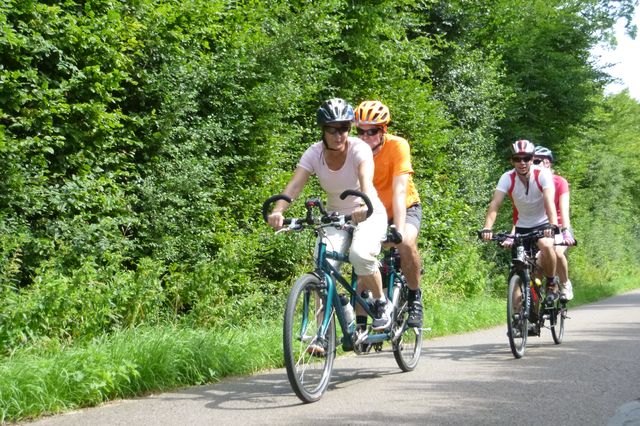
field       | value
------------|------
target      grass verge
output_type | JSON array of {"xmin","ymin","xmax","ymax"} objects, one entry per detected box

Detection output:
[{"xmin": 2, "ymin": 278, "xmax": 638, "ymax": 423}]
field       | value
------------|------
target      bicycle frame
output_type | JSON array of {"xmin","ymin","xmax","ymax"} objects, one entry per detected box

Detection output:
[
  {"xmin": 313, "ymin": 227, "xmax": 400, "ymax": 347},
  {"xmin": 509, "ymin": 241, "xmax": 540, "ymax": 321},
  {"xmin": 267, "ymin": 190, "xmax": 423, "ymax": 402}
]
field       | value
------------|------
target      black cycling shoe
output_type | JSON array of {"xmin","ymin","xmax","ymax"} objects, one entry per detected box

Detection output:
[{"xmin": 407, "ymin": 300, "xmax": 423, "ymax": 328}]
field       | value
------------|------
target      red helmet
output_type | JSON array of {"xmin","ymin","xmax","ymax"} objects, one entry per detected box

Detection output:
[{"xmin": 511, "ymin": 139, "xmax": 535, "ymax": 155}]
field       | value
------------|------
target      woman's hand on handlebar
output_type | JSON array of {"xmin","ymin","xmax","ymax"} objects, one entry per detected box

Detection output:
[
  {"xmin": 351, "ymin": 205, "xmax": 369, "ymax": 224},
  {"xmin": 267, "ymin": 211, "xmax": 285, "ymax": 230}
]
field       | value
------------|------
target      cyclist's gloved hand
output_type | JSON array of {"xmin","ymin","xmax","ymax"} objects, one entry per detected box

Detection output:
[
  {"xmin": 501, "ymin": 237, "xmax": 514, "ymax": 248},
  {"xmin": 390, "ymin": 228, "xmax": 403, "ymax": 244},
  {"xmin": 479, "ymin": 228, "xmax": 493, "ymax": 241},
  {"xmin": 562, "ymin": 228, "xmax": 576, "ymax": 246},
  {"xmin": 543, "ymin": 224, "xmax": 558, "ymax": 239}
]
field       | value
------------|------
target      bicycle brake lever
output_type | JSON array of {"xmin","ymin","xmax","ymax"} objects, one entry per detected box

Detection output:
[{"xmin": 275, "ymin": 219, "xmax": 302, "ymax": 234}]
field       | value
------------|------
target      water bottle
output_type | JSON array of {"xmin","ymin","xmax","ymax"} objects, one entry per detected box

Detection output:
[{"xmin": 339, "ymin": 293, "xmax": 355, "ymax": 332}]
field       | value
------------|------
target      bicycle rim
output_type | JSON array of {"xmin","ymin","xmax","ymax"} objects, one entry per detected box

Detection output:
[
  {"xmin": 283, "ymin": 274, "xmax": 336, "ymax": 403},
  {"xmin": 551, "ymin": 303, "xmax": 565, "ymax": 344},
  {"xmin": 392, "ymin": 286, "xmax": 423, "ymax": 371},
  {"xmin": 507, "ymin": 274, "xmax": 527, "ymax": 358}
]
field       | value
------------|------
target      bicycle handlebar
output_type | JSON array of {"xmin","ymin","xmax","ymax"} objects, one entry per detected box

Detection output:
[
  {"xmin": 261, "ymin": 194, "xmax": 293, "ymax": 224},
  {"xmin": 261, "ymin": 190, "xmax": 373, "ymax": 228},
  {"xmin": 478, "ymin": 226, "xmax": 576, "ymax": 246},
  {"xmin": 339, "ymin": 189, "xmax": 374, "ymax": 221},
  {"xmin": 477, "ymin": 229, "xmax": 546, "ymax": 243}
]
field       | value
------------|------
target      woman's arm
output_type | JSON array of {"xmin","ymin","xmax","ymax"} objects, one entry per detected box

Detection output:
[
  {"xmin": 353, "ymin": 157, "xmax": 376, "ymax": 223},
  {"xmin": 268, "ymin": 167, "xmax": 311, "ymax": 229}
]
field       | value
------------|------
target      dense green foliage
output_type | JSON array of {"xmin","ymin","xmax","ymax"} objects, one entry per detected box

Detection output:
[{"xmin": 1, "ymin": 0, "xmax": 640, "ymax": 419}]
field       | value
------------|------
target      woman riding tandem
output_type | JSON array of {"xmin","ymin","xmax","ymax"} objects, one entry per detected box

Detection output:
[{"xmin": 267, "ymin": 99, "xmax": 391, "ymax": 354}]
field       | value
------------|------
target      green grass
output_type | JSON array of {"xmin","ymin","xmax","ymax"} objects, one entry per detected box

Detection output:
[
  {"xmin": 0, "ymin": 323, "xmax": 282, "ymax": 422},
  {"xmin": 2, "ymin": 277, "xmax": 639, "ymax": 423}
]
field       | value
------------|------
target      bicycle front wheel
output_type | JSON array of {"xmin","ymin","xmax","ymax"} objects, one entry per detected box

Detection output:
[
  {"xmin": 283, "ymin": 274, "xmax": 336, "ymax": 403},
  {"xmin": 392, "ymin": 285, "xmax": 423, "ymax": 371},
  {"xmin": 550, "ymin": 302, "xmax": 566, "ymax": 344},
  {"xmin": 507, "ymin": 274, "xmax": 528, "ymax": 358}
]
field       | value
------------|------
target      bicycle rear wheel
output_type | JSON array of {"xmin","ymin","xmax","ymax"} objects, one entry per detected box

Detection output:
[
  {"xmin": 283, "ymin": 274, "xmax": 336, "ymax": 403},
  {"xmin": 550, "ymin": 302, "xmax": 566, "ymax": 344},
  {"xmin": 507, "ymin": 274, "xmax": 528, "ymax": 358},
  {"xmin": 392, "ymin": 285, "xmax": 423, "ymax": 371}
]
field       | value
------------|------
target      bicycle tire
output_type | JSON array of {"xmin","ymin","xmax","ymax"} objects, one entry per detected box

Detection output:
[
  {"xmin": 392, "ymin": 285, "xmax": 423, "ymax": 371},
  {"xmin": 550, "ymin": 302, "xmax": 566, "ymax": 344},
  {"xmin": 507, "ymin": 274, "xmax": 528, "ymax": 358},
  {"xmin": 283, "ymin": 274, "xmax": 336, "ymax": 403}
]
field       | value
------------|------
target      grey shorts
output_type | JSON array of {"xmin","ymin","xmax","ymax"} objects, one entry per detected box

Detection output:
[{"xmin": 390, "ymin": 203, "xmax": 422, "ymax": 230}]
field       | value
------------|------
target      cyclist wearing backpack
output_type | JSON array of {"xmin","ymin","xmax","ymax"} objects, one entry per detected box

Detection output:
[
  {"xmin": 533, "ymin": 146, "xmax": 576, "ymax": 301},
  {"xmin": 480, "ymin": 139, "xmax": 561, "ymax": 301}
]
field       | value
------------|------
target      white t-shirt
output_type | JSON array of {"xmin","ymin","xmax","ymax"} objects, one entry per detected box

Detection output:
[
  {"xmin": 298, "ymin": 137, "xmax": 384, "ymax": 215},
  {"xmin": 496, "ymin": 165, "xmax": 555, "ymax": 228}
]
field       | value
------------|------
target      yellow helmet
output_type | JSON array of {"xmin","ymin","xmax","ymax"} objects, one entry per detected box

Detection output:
[{"xmin": 354, "ymin": 101, "xmax": 391, "ymax": 126}]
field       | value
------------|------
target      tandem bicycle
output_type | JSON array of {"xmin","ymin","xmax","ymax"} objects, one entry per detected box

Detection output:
[
  {"xmin": 262, "ymin": 189, "xmax": 424, "ymax": 402},
  {"xmin": 481, "ymin": 229, "xmax": 570, "ymax": 358}
]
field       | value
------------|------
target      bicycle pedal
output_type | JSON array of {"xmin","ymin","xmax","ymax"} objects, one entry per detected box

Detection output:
[{"xmin": 354, "ymin": 330, "xmax": 369, "ymax": 346}]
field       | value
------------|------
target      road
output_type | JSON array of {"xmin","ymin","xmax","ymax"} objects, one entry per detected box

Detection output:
[{"xmin": 27, "ymin": 289, "xmax": 640, "ymax": 425}]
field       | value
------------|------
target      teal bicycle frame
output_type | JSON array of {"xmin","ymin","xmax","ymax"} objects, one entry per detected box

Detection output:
[{"xmin": 314, "ymin": 227, "xmax": 402, "ymax": 350}]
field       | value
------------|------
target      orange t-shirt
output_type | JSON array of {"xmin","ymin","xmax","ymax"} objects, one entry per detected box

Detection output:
[{"xmin": 372, "ymin": 134, "xmax": 420, "ymax": 219}]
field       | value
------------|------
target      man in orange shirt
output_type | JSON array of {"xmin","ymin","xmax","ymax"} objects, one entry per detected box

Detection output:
[{"xmin": 354, "ymin": 101, "xmax": 423, "ymax": 327}]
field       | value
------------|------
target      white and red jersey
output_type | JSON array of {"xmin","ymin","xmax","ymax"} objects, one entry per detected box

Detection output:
[{"xmin": 495, "ymin": 165, "xmax": 555, "ymax": 228}]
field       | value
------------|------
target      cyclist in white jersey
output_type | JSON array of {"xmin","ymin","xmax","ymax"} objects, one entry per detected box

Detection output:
[{"xmin": 480, "ymin": 139, "xmax": 561, "ymax": 300}]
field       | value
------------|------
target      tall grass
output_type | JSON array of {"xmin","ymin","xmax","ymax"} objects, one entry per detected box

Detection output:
[{"xmin": 0, "ymin": 323, "xmax": 281, "ymax": 422}]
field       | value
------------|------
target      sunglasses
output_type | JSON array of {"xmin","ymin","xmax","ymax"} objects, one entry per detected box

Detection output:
[
  {"xmin": 356, "ymin": 127, "xmax": 382, "ymax": 136},
  {"xmin": 511, "ymin": 155, "xmax": 533, "ymax": 163},
  {"xmin": 324, "ymin": 125, "xmax": 351, "ymax": 135},
  {"xmin": 533, "ymin": 158, "xmax": 543, "ymax": 165}
]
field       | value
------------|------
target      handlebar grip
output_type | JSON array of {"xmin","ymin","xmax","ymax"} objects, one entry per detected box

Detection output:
[
  {"xmin": 261, "ymin": 194, "xmax": 292, "ymax": 223},
  {"xmin": 339, "ymin": 189, "xmax": 373, "ymax": 219}
]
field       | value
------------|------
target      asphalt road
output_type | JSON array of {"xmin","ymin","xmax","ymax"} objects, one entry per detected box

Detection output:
[{"xmin": 27, "ymin": 289, "xmax": 640, "ymax": 426}]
